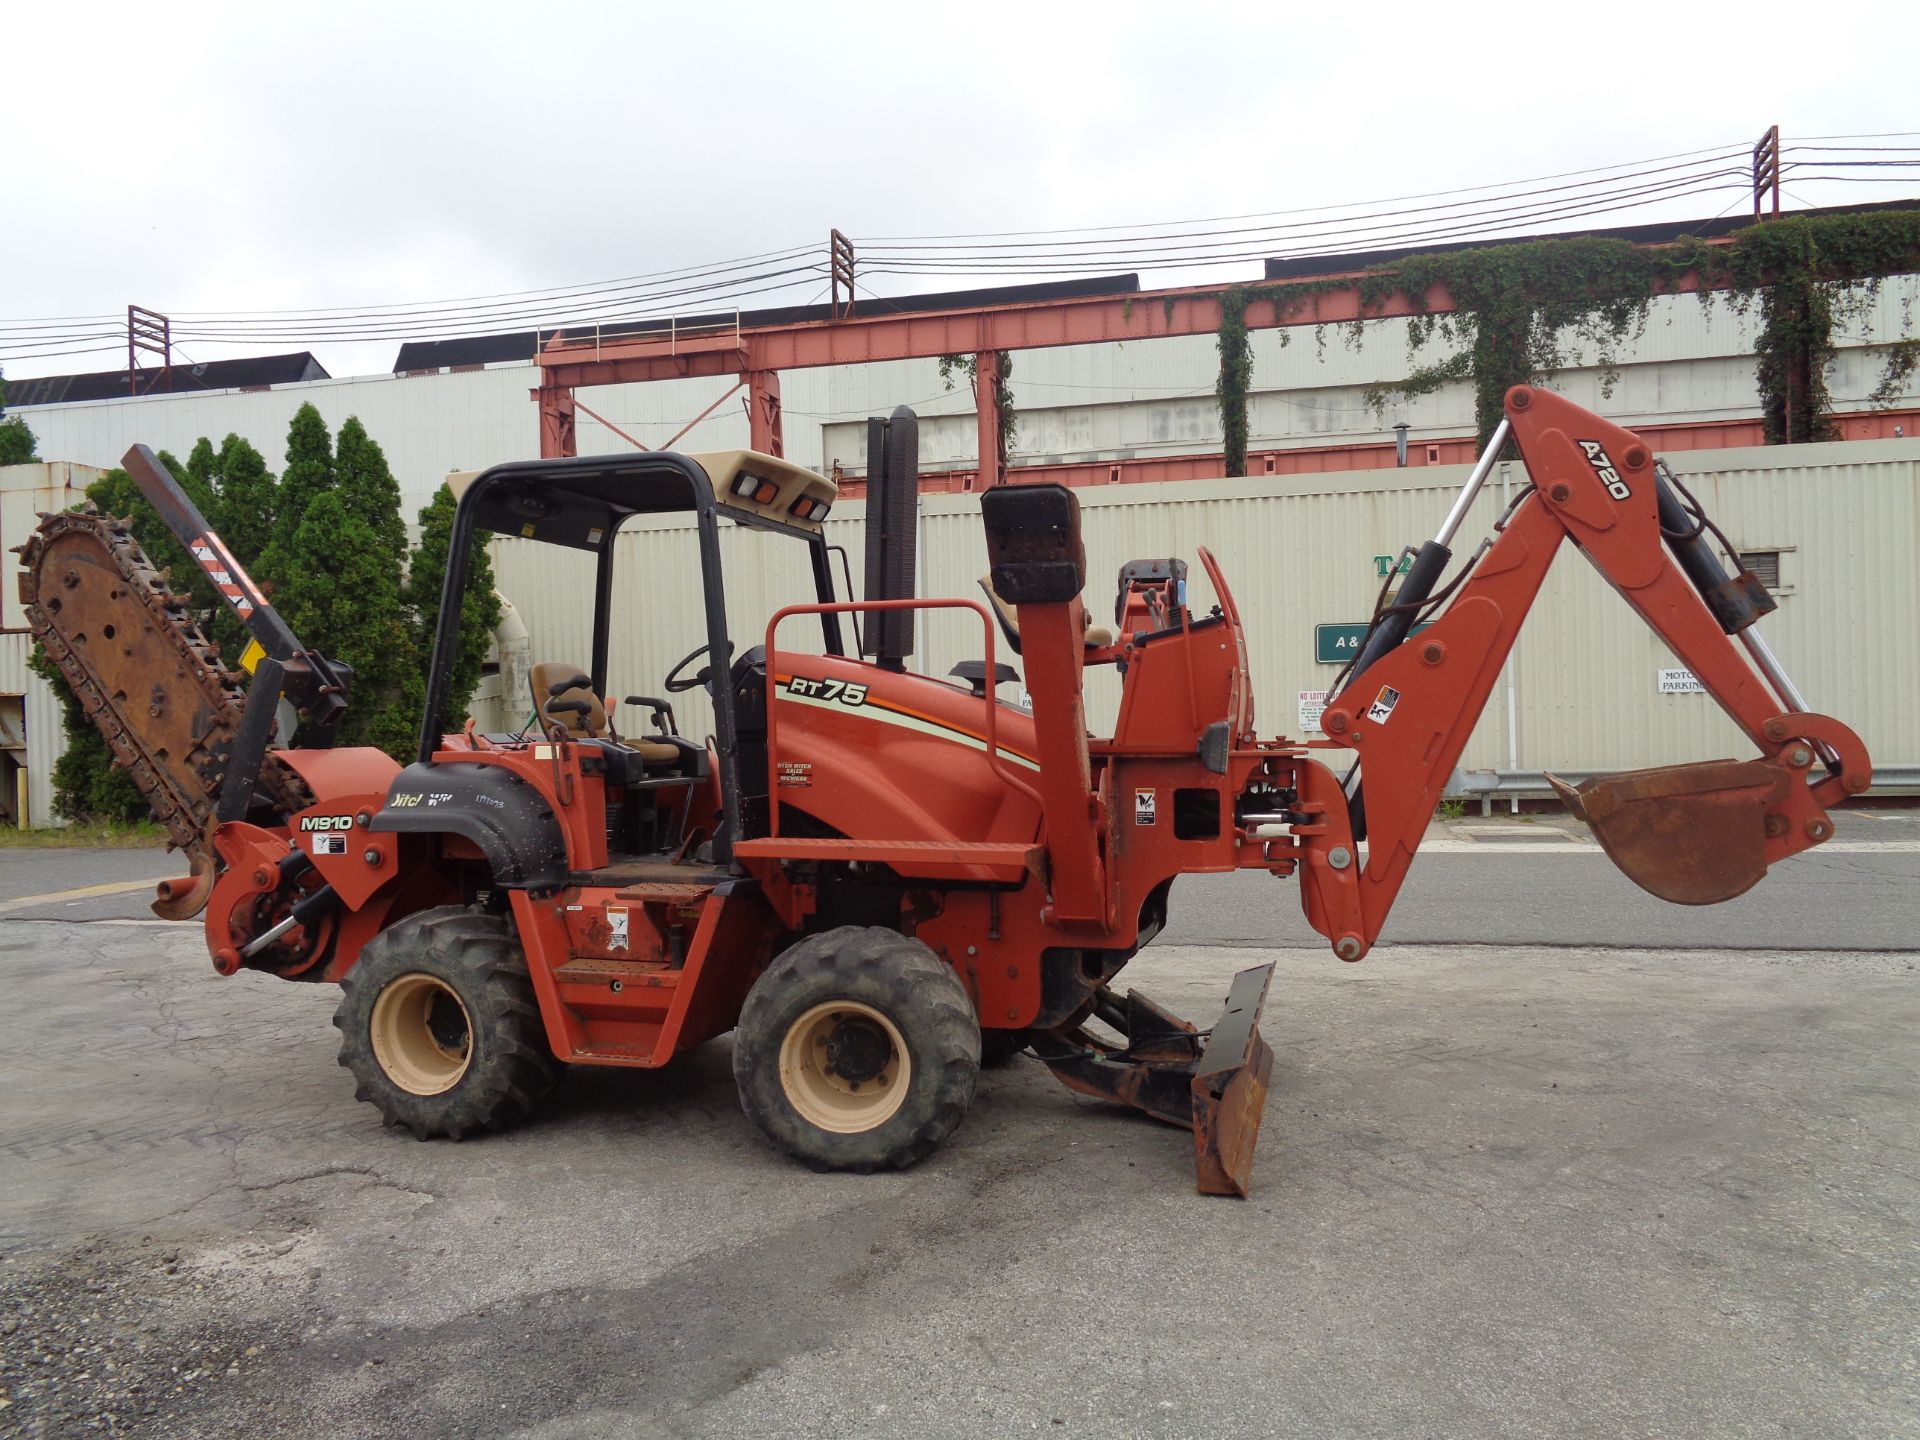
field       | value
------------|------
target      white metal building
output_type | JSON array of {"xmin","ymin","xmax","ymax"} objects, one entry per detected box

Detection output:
[
  {"xmin": 1, "ymin": 462, "xmax": 103, "ymax": 826},
  {"xmin": 484, "ymin": 436, "xmax": 1920, "ymax": 797},
  {"xmin": 10, "ymin": 283, "xmax": 1919, "ymax": 510}
]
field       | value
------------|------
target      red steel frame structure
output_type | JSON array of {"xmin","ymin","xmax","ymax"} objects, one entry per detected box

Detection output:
[{"xmin": 532, "ymin": 234, "xmax": 1920, "ymax": 485}]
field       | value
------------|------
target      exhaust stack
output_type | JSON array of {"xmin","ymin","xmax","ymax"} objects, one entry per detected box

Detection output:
[{"xmin": 862, "ymin": 406, "xmax": 919, "ymax": 671}]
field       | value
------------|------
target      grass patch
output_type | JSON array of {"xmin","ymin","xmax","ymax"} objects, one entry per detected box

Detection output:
[{"xmin": 0, "ymin": 820, "xmax": 170, "ymax": 850}]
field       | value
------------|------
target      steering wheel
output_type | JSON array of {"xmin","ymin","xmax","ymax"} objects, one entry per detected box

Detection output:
[{"xmin": 663, "ymin": 642, "xmax": 714, "ymax": 694}]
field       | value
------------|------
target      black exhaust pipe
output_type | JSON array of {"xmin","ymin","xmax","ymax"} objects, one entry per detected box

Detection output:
[{"xmin": 863, "ymin": 406, "xmax": 919, "ymax": 670}]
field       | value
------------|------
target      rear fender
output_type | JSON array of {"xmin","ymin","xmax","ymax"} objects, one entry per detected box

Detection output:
[{"xmin": 370, "ymin": 761, "xmax": 569, "ymax": 889}]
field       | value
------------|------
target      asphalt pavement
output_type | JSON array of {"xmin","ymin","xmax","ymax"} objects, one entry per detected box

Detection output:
[{"xmin": 1, "ymin": 817, "xmax": 1916, "ymax": 1437}]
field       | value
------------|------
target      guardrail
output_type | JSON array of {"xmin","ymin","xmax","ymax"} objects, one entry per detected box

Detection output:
[{"xmin": 759, "ymin": 597, "xmax": 1043, "ymax": 836}]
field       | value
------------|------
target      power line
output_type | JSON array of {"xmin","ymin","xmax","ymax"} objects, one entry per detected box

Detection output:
[
  {"xmin": 5, "ymin": 137, "xmax": 1915, "ymax": 368},
  {"xmin": 856, "ymin": 139, "xmax": 1755, "ymax": 241}
]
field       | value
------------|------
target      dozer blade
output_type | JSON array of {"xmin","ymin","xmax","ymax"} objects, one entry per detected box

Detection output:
[
  {"xmin": 1548, "ymin": 760, "xmax": 1790, "ymax": 906},
  {"xmin": 1037, "ymin": 962, "xmax": 1276, "ymax": 1198},
  {"xmin": 1191, "ymin": 963, "xmax": 1276, "ymax": 1197}
]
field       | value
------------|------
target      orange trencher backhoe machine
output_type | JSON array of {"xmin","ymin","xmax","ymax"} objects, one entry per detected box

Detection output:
[{"xmin": 19, "ymin": 386, "xmax": 1871, "ymax": 1195}]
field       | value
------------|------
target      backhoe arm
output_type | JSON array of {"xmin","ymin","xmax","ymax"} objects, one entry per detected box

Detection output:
[{"xmin": 1297, "ymin": 385, "xmax": 1871, "ymax": 958}]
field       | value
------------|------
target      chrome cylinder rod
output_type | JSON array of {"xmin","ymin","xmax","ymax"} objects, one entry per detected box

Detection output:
[
  {"xmin": 1740, "ymin": 626, "xmax": 1810, "ymax": 714},
  {"xmin": 1434, "ymin": 418, "xmax": 1513, "ymax": 550},
  {"xmin": 240, "ymin": 911, "xmax": 301, "ymax": 958}
]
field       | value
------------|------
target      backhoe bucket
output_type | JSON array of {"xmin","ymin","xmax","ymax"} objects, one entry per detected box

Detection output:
[
  {"xmin": 1038, "ymin": 962, "xmax": 1275, "ymax": 1197},
  {"xmin": 1548, "ymin": 760, "xmax": 1790, "ymax": 905}
]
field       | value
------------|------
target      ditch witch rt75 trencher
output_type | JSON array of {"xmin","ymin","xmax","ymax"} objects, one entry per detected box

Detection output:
[{"xmin": 18, "ymin": 386, "xmax": 1871, "ymax": 1195}]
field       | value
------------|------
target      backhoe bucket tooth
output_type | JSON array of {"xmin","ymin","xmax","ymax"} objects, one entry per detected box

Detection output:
[
  {"xmin": 1191, "ymin": 963, "xmax": 1276, "ymax": 1198},
  {"xmin": 1038, "ymin": 962, "xmax": 1276, "ymax": 1197},
  {"xmin": 1548, "ymin": 761, "xmax": 1790, "ymax": 906}
]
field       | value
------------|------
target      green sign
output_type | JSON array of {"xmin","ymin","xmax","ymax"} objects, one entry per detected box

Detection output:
[{"xmin": 1315, "ymin": 621, "xmax": 1429, "ymax": 664}]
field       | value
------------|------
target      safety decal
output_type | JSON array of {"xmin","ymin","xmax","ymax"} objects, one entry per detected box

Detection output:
[
  {"xmin": 188, "ymin": 534, "xmax": 261, "ymax": 618},
  {"xmin": 1366, "ymin": 685, "xmax": 1402, "ymax": 725},
  {"xmin": 774, "ymin": 674, "xmax": 1042, "ymax": 771},
  {"xmin": 1134, "ymin": 788, "xmax": 1157, "ymax": 825},
  {"xmin": 608, "ymin": 908, "xmax": 629, "ymax": 952},
  {"xmin": 310, "ymin": 834, "xmax": 347, "ymax": 856}
]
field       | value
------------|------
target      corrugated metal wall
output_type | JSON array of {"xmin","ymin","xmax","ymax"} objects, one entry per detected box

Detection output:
[
  {"xmin": 0, "ymin": 631, "xmax": 69, "ymax": 828},
  {"xmin": 17, "ymin": 279, "xmax": 1918, "ymax": 502},
  {"xmin": 2, "ymin": 464, "xmax": 103, "ymax": 826},
  {"xmin": 3, "ymin": 439, "xmax": 1912, "ymax": 827},
  {"xmin": 489, "ymin": 437, "xmax": 1920, "ymax": 778}
]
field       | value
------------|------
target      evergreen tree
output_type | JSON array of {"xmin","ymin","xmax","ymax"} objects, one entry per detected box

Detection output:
[
  {"xmin": 261, "ymin": 402, "xmax": 334, "ymax": 581},
  {"xmin": 266, "ymin": 411, "xmax": 416, "ymax": 756},
  {"xmin": 28, "ymin": 643, "xmax": 145, "ymax": 823},
  {"xmin": 212, "ymin": 433, "xmax": 277, "ymax": 565},
  {"xmin": 407, "ymin": 485, "xmax": 503, "ymax": 737},
  {"xmin": 0, "ymin": 368, "xmax": 38, "ymax": 465},
  {"xmin": 185, "ymin": 436, "xmax": 218, "ymax": 488},
  {"xmin": 271, "ymin": 490, "xmax": 413, "ymax": 754},
  {"xmin": 33, "ymin": 405, "xmax": 480, "ymax": 820},
  {"xmin": 334, "ymin": 417, "xmax": 408, "ymax": 559}
]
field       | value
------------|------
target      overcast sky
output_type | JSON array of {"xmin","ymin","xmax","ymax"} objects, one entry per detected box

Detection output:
[{"xmin": 3, "ymin": 0, "xmax": 1915, "ymax": 382}]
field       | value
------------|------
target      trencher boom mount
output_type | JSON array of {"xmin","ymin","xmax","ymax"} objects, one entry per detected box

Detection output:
[{"xmin": 17, "ymin": 388, "xmax": 1872, "ymax": 1195}]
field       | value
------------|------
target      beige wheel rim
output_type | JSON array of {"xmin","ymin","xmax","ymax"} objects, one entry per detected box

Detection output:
[
  {"xmin": 370, "ymin": 973, "xmax": 474, "ymax": 1096},
  {"xmin": 777, "ymin": 1001, "xmax": 911, "ymax": 1133}
]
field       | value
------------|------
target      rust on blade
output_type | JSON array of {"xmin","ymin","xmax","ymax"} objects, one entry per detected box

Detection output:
[
  {"xmin": 1192, "ymin": 1032, "xmax": 1274, "ymax": 1197},
  {"xmin": 1035, "ymin": 962, "xmax": 1277, "ymax": 1197},
  {"xmin": 1191, "ymin": 963, "xmax": 1276, "ymax": 1198},
  {"xmin": 1549, "ymin": 760, "xmax": 1790, "ymax": 905}
]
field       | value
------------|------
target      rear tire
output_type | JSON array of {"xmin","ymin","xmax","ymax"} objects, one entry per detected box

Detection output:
[
  {"xmin": 734, "ymin": 926, "xmax": 979, "ymax": 1173},
  {"xmin": 333, "ymin": 906, "xmax": 559, "ymax": 1140}
]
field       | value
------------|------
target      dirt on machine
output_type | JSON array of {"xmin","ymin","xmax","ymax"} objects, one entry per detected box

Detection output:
[{"xmin": 16, "ymin": 387, "xmax": 1875, "ymax": 1196}]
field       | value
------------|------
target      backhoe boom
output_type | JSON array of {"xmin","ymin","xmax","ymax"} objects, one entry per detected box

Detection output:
[{"xmin": 1298, "ymin": 385, "xmax": 1871, "ymax": 953}]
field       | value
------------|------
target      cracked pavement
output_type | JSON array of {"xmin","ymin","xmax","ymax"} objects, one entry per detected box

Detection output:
[{"xmin": 1, "ymin": 844, "xmax": 1917, "ymax": 1437}]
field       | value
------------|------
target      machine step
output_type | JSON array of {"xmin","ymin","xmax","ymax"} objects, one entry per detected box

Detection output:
[
  {"xmin": 612, "ymin": 881, "xmax": 716, "ymax": 904},
  {"xmin": 732, "ymin": 837, "xmax": 1040, "ymax": 882},
  {"xmin": 552, "ymin": 957, "xmax": 680, "ymax": 988}
]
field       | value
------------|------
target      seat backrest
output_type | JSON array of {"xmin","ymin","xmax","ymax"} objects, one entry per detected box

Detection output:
[
  {"xmin": 977, "ymin": 574, "xmax": 1113, "ymax": 652},
  {"xmin": 530, "ymin": 662, "xmax": 607, "ymax": 739},
  {"xmin": 978, "ymin": 574, "xmax": 1024, "ymax": 656}
]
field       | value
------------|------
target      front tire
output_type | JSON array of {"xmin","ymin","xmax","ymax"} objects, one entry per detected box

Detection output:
[
  {"xmin": 734, "ymin": 926, "xmax": 979, "ymax": 1173},
  {"xmin": 333, "ymin": 907, "xmax": 559, "ymax": 1140}
]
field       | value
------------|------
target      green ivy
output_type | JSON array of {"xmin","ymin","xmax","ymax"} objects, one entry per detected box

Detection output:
[
  {"xmin": 1215, "ymin": 285, "xmax": 1254, "ymax": 476},
  {"xmin": 1226, "ymin": 208, "xmax": 1920, "ymax": 448},
  {"xmin": 939, "ymin": 351, "xmax": 1019, "ymax": 465}
]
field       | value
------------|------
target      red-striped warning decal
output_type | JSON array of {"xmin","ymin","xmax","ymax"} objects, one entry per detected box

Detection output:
[{"xmin": 188, "ymin": 533, "xmax": 264, "ymax": 619}]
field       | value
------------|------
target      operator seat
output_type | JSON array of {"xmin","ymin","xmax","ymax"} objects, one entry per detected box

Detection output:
[
  {"xmin": 529, "ymin": 663, "xmax": 679, "ymax": 765},
  {"xmin": 977, "ymin": 575, "xmax": 1114, "ymax": 656}
]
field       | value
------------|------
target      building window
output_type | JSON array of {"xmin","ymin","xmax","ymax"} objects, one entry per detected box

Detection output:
[{"xmin": 1739, "ymin": 549, "xmax": 1782, "ymax": 589}]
